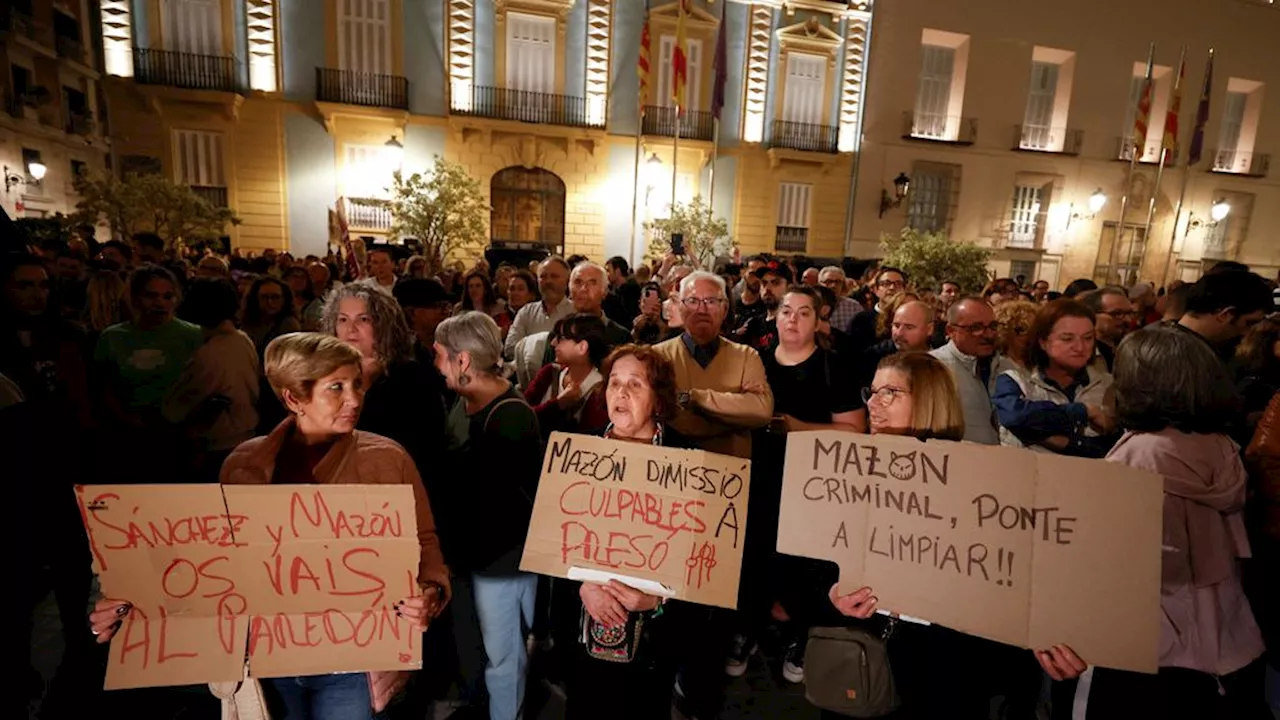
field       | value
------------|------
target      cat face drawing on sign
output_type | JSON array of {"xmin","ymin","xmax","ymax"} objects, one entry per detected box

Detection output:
[{"xmin": 889, "ymin": 451, "xmax": 917, "ymax": 481}]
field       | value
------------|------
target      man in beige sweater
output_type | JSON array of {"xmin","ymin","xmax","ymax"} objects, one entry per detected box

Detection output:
[{"xmin": 654, "ymin": 271, "xmax": 773, "ymax": 459}]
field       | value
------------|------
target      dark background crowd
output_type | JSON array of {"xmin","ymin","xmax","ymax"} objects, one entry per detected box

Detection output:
[{"xmin": 6, "ymin": 229, "xmax": 1280, "ymax": 720}]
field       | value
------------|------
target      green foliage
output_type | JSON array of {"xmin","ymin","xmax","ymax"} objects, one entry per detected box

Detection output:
[
  {"xmin": 385, "ymin": 157, "xmax": 490, "ymax": 277},
  {"xmin": 879, "ymin": 227, "xmax": 993, "ymax": 293},
  {"xmin": 642, "ymin": 195, "xmax": 734, "ymax": 269},
  {"xmin": 14, "ymin": 215, "xmax": 73, "ymax": 246},
  {"xmin": 71, "ymin": 171, "xmax": 240, "ymax": 246}
]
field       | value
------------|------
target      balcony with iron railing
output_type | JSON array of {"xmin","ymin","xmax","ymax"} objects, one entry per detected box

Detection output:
[
  {"xmin": 315, "ymin": 67, "xmax": 408, "ymax": 110},
  {"xmin": 190, "ymin": 185, "xmax": 229, "ymax": 208},
  {"xmin": 775, "ymin": 226, "xmax": 809, "ymax": 253},
  {"xmin": 904, "ymin": 111, "xmax": 978, "ymax": 145},
  {"xmin": 55, "ymin": 34, "xmax": 84, "ymax": 63},
  {"xmin": 641, "ymin": 106, "xmax": 715, "ymax": 141},
  {"xmin": 344, "ymin": 197, "xmax": 393, "ymax": 231},
  {"xmin": 1012, "ymin": 124, "xmax": 1083, "ymax": 155},
  {"xmin": 1211, "ymin": 149, "xmax": 1270, "ymax": 178},
  {"xmin": 767, "ymin": 119, "xmax": 839, "ymax": 153},
  {"xmin": 134, "ymin": 48, "xmax": 239, "ymax": 93},
  {"xmin": 65, "ymin": 112, "xmax": 94, "ymax": 136},
  {"xmin": 456, "ymin": 86, "xmax": 593, "ymax": 128},
  {"xmin": 1115, "ymin": 136, "xmax": 1178, "ymax": 166},
  {"xmin": 3, "ymin": 6, "xmax": 41, "ymax": 43}
]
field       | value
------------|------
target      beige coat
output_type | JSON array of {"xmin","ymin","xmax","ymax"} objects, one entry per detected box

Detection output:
[
  {"xmin": 653, "ymin": 335, "xmax": 773, "ymax": 459},
  {"xmin": 220, "ymin": 418, "xmax": 450, "ymax": 712}
]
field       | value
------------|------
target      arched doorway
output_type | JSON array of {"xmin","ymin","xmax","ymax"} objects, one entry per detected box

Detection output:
[{"xmin": 490, "ymin": 167, "xmax": 565, "ymax": 251}]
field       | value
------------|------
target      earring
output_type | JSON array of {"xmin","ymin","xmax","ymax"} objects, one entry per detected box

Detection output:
[
  {"xmin": 458, "ymin": 374, "xmax": 471, "ymax": 387},
  {"xmin": 298, "ymin": 409, "xmax": 306, "ymax": 417}
]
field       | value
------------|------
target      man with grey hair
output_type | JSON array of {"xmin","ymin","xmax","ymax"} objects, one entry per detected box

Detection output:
[
  {"xmin": 569, "ymin": 261, "xmax": 632, "ymax": 348},
  {"xmin": 931, "ymin": 296, "xmax": 1000, "ymax": 444},
  {"xmin": 653, "ymin": 270, "xmax": 773, "ymax": 459},
  {"xmin": 818, "ymin": 265, "xmax": 864, "ymax": 334}
]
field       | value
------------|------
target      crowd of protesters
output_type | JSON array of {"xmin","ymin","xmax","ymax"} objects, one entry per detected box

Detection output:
[{"xmin": 6, "ymin": 231, "xmax": 1280, "ymax": 720}]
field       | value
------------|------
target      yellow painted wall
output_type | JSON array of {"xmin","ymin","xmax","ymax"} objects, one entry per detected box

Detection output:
[{"xmin": 101, "ymin": 81, "xmax": 288, "ymax": 250}]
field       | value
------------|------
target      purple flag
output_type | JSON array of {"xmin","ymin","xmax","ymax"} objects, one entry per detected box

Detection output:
[
  {"xmin": 711, "ymin": 3, "xmax": 728, "ymax": 119},
  {"xmin": 1188, "ymin": 48, "xmax": 1214, "ymax": 166}
]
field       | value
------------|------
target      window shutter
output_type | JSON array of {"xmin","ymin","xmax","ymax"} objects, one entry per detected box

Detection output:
[
  {"xmin": 340, "ymin": 0, "xmax": 390, "ymax": 75},
  {"xmin": 914, "ymin": 45, "xmax": 954, "ymax": 138},
  {"xmin": 777, "ymin": 183, "xmax": 812, "ymax": 228},
  {"xmin": 658, "ymin": 35, "xmax": 674, "ymax": 107},
  {"xmin": 687, "ymin": 39, "xmax": 703, "ymax": 112},
  {"xmin": 164, "ymin": 0, "xmax": 223, "ymax": 55},
  {"xmin": 343, "ymin": 144, "xmax": 395, "ymax": 199},
  {"xmin": 507, "ymin": 12, "xmax": 555, "ymax": 94},
  {"xmin": 1022, "ymin": 62, "xmax": 1058, "ymax": 149},
  {"xmin": 1215, "ymin": 92, "xmax": 1247, "ymax": 167},
  {"xmin": 784, "ymin": 53, "xmax": 826, "ymax": 125},
  {"xmin": 1009, "ymin": 185, "xmax": 1043, "ymax": 247},
  {"xmin": 172, "ymin": 130, "xmax": 225, "ymax": 187}
]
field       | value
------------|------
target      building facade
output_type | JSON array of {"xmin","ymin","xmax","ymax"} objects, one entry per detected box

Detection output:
[
  {"xmin": 2, "ymin": 0, "xmax": 110, "ymax": 222},
  {"xmin": 852, "ymin": 0, "xmax": 1279, "ymax": 286},
  {"xmin": 69, "ymin": 0, "xmax": 1278, "ymax": 286}
]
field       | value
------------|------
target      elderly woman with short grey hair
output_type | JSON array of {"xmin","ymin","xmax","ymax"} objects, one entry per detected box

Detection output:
[
  {"xmin": 319, "ymin": 280, "xmax": 446, "ymax": 480},
  {"xmin": 432, "ymin": 311, "xmax": 544, "ymax": 720}
]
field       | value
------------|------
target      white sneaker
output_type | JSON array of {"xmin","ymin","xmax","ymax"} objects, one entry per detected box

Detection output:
[{"xmin": 724, "ymin": 634, "xmax": 756, "ymax": 677}]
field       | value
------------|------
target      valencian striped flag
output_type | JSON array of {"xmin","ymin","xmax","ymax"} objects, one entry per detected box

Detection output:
[
  {"xmin": 1188, "ymin": 48, "xmax": 1215, "ymax": 166},
  {"xmin": 1133, "ymin": 67, "xmax": 1154, "ymax": 155},
  {"xmin": 638, "ymin": 0, "xmax": 651, "ymax": 113},
  {"xmin": 672, "ymin": 0, "xmax": 690, "ymax": 111},
  {"xmin": 1161, "ymin": 54, "xmax": 1185, "ymax": 162}
]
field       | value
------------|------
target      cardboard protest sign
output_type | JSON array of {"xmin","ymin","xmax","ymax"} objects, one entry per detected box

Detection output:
[
  {"xmin": 520, "ymin": 432, "xmax": 751, "ymax": 609},
  {"xmin": 76, "ymin": 484, "xmax": 422, "ymax": 690},
  {"xmin": 777, "ymin": 431, "xmax": 1163, "ymax": 673}
]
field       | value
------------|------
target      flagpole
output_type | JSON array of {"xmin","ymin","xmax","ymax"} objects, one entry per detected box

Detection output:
[
  {"xmin": 671, "ymin": 108, "xmax": 681, "ymax": 215},
  {"xmin": 1141, "ymin": 46, "xmax": 1184, "ymax": 283},
  {"xmin": 1161, "ymin": 46, "xmax": 1213, "ymax": 288},
  {"xmin": 630, "ymin": 105, "xmax": 643, "ymax": 268},
  {"xmin": 708, "ymin": 118, "xmax": 720, "ymax": 213},
  {"xmin": 1108, "ymin": 42, "xmax": 1155, "ymax": 283}
]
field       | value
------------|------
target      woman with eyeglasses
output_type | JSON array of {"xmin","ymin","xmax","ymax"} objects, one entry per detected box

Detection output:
[
  {"xmin": 829, "ymin": 352, "xmax": 1083, "ymax": 719},
  {"xmin": 242, "ymin": 276, "xmax": 301, "ymax": 359},
  {"xmin": 992, "ymin": 299, "xmax": 1118, "ymax": 457},
  {"xmin": 753, "ymin": 286, "xmax": 866, "ymax": 684}
]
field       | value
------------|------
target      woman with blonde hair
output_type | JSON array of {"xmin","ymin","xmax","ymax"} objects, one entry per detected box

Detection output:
[
  {"xmin": 994, "ymin": 299, "xmax": 1038, "ymax": 371},
  {"xmin": 84, "ymin": 268, "xmax": 129, "ymax": 335},
  {"xmin": 91, "ymin": 332, "xmax": 449, "ymax": 719},
  {"xmin": 828, "ymin": 350, "xmax": 1081, "ymax": 719}
]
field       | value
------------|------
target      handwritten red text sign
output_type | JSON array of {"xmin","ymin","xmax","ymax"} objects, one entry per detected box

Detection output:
[
  {"xmin": 520, "ymin": 432, "xmax": 751, "ymax": 609},
  {"xmin": 75, "ymin": 484, "xmax": 421, "ymax": 690}
]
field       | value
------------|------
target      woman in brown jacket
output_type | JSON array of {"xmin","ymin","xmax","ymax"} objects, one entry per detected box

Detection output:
[{"xmin": 89, "ymin": 332, "xmax": 450, "ymax": 719}]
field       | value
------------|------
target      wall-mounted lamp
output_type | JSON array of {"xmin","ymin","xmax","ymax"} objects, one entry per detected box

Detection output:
[
  {"xmin": 4, "ymin": 161, "xmax": 46, "ymax": 193},
  {"xmin": 1189, "ymin": 198, "xmax": 1232, "ymax": 229},
  {"xmin": 384, "ymin": 135, "xmax": 404, "ymax": 167},
  {"xmin": 878, "ymin": 172, "xmax": 910, "ymax": 217},
  {"xmin": 1071, "ymin": 188, "xmax": 1108, "ymax": 222}
]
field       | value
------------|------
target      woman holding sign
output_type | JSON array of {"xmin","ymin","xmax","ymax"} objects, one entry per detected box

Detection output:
[
  {"xmin": 826, "ymin": 352, "xmax": 1084, "ymax": 719},
  {"xmin": 567, "ymin": 343, "xmax": 693, "ymax": 720},
  {"xmin": 1074, "ymin": 327, "xmax": 1268, "ymax": 720},
  {"xmin": 89, "ymin": 332, "xmax": 450, "ymax": 719}
]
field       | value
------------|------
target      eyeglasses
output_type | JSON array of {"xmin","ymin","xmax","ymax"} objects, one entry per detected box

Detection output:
[
  {"xmin": 1100, "ymin": 310, "xmax": 1138, "ymax": 319},
  {"xmin": 877, "ymin": 279, "xmax": 906, "ymax": 290},
  {"xmin": 862, "ymin": 386, "xmax": 911, "ymax": 406},
  {"xmin": 259, "ymin": 293, "xmax": 284, "ymax": 301},
  {"xmin": 951, "ymin": 321, "xmax": 1002, "ymax": 335},
  {"xmin": 681, "ymin": 296, "xmax": 726, "ymax": 310}
]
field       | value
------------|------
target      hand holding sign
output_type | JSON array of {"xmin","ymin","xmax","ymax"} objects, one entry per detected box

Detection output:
[{"xmin": 778, "ymin": 431, "xmax": 1163, "ymax": 673}]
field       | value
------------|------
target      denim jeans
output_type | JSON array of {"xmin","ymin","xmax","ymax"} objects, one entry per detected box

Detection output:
[
  {"xmin": 262, "ymin": 672, "xmax": 383, "ymax": 720},
  {"xmin": 472, "ymin": 571, "xmax": 538, "ymax": 720}
]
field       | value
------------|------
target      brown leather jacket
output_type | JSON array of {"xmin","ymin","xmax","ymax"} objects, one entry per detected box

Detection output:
[
  {"xmin": 1245, "ymin": 392, "xmax": 1280, "ymax": 542},
  {"xmin": 221, "ymin": 417, "xmax": 450, "ymax": 711}
]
